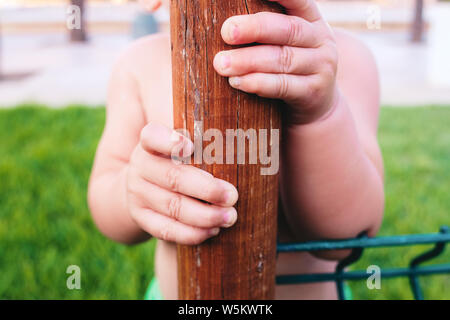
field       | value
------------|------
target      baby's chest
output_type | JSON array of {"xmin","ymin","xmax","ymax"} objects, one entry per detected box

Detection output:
[{"xmin": 141, "ymin": 71, "xmax": 174, "ymax": 129}]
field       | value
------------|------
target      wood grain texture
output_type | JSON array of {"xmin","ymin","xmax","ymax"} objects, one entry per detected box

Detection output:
[{"xmin": 171, "ymin": 0, "xmax": 283, "ymax": 299}]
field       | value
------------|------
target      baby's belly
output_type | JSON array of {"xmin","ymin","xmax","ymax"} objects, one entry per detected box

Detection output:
[{"xmin": 155, "ymin": 240, "xmax": 338, "ymax": 300}]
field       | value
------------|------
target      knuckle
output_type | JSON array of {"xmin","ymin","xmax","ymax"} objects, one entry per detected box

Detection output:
[
  {"xmin": 167, "ymin": 194, "xmax": 183, "ymax": 221},
  {"xmin": 287, "ymin": 17, "xmax": 303, "ymax": 45},
  {"xmin": 279, "ymin": 46, "xmax": 294, "ymax": 74},
  {"xmin": 276, "ymin": 74, "xmax": 290, "ymax": 100},
  {"xmin": 165, "ymin": 165, "xmax": 182, "ymax": 192},
  {"xmin": 158, "ymin": 222, "xmax": 173, "ymax": 242}
]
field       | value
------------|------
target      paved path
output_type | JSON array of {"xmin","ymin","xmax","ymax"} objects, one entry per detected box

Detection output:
[
  {"xmin": 0, "ymin": 3, "xmax": 449, "ymax": 107},
  {"xmin": 0, "ymin": 33, "xmax": 128, "ymax": 106}
]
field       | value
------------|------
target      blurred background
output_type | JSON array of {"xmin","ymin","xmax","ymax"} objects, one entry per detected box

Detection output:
[{"xmin": 0, "ymin": 0, "xmax": 449, "ymax": 299}]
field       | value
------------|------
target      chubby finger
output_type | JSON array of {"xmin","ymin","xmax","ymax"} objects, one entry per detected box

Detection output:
[
  {"xmin": 132, "ymin": 207, "xmax": 220, "ymax": 245},
  {"xmin": 141, "ymin": 122, "xmax": 193, "ymax": 158},
  {"xmin": 268, "ymin": 0, "xmax": 323, "ymax": 22},
  {"xmin": 221, "ymin": 12, "xmax": 320, "ymax": 48},
  {"xmin": 228, "ymin": 72, "xmax": 322, "ymax": 104},
  {"xmin": 214, "ymin": 45, "xmax": 318, "ymax": 77},
  {"xmin": 136, "ymin": 148, "xmax": 238, "ymax": 206},
  {"xmin": 132, "ymin": 178, "xmax": 238, "ymax": 228}
]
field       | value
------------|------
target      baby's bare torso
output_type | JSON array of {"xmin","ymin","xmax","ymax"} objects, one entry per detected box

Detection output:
[{"xmin": 128, "ymin": 33, "xmax": 337, "ymax": 299}]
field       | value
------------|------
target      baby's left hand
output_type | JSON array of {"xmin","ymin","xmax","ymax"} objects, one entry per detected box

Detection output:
[{"xmin": 213, "ymin": 0, "xmax": 339, "ymax": 125}]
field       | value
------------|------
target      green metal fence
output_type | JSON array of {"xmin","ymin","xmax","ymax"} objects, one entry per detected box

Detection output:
[{"xmin": 276, "ymin": 226, "xmax": 450, "ymax": 300}]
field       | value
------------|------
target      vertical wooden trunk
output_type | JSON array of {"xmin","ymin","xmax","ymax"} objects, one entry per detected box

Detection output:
[
  {"xmin": 171, "ymin": 0, "xmax": 283, "ymax": 300},
  {"xmin": 411, "ymin": 0, "xmax": 424, "ymax": 42}
]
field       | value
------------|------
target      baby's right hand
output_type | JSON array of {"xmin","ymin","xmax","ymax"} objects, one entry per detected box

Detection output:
[{"xmin": 126, "ymin": 122, "xmax": 239, "ymax": 245}]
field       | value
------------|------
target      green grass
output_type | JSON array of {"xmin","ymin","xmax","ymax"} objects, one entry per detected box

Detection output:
[
  {"xmin": 0, "ymin": 104, "xmax": 449, "ymax": 299},
  {"xmin": 350, "ymin": 106, "xmax": 450, "ymax": 300},
  {"xmin": 0, "ymin": 105, "xmax": 156, "ymax": 299}
]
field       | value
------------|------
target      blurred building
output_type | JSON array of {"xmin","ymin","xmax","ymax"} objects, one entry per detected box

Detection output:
[
  {"xmin": 0, "ymin": 0, "xmax": 439, "ymax": 34},
  {"xmin": 0, "ymin": 0, "xmax": 449, "ymax": 106}
]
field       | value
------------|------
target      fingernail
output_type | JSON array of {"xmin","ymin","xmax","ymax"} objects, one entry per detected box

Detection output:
[
  {"xmin": 218, "ymin": 180, "xmax": 237, "ymax": 205},
  {"xmin": 229, "ymin": 77, "xmax": 240, "ymax": 88},
  {"xmin": 222, "ymin": 209, "xmax": 237, "ymax": 227},
  {"xmin": 229, "ymin": 24, "xmax": 239, "ymax": 42},
  {"xmin": 221, "ymin": 54, "xmax": 231, "ymax": 70},
  {"xmin": 209, "ymin": 228, "xmax": 220, "ymax": 236},
  {"xmin": 222, "ymin": 189, "xmax": 234, "ymax": 204}
]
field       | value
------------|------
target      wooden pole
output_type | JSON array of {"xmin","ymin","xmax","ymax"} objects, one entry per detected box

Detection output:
[
  {"xmin": 171, "ymin": 0, "xmax": 283, "ymax": 300},
  {"xmin": 411, "ymin": 0, "xmax": 424, "ymax": 42}
]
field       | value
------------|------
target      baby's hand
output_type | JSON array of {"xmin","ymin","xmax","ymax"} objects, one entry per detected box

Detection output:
[
  {"xmin": 214, "ymin": 0, "xmax": 338, "ymax": 125},
  {"xmin": 126, "ymin": 122, "xmax": 239, "ymax": 245}
]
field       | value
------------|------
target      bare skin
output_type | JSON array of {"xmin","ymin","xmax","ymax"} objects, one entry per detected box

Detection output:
[{"xmin": 88, "ymin": 0, "xmax": 384, "ymax": 299}]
